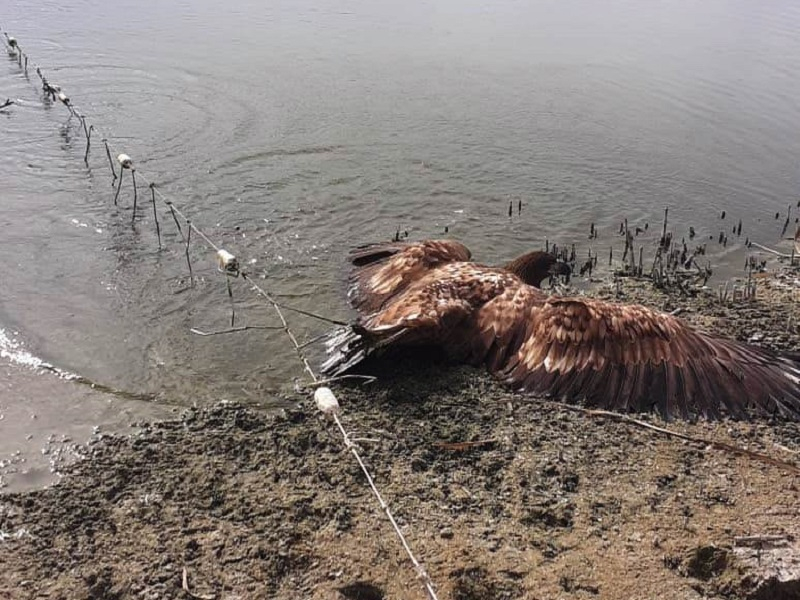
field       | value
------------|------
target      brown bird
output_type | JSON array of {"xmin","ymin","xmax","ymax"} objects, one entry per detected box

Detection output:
[{"xmin": 322, "ymin": 239, "xmax": 800, "ymax": 421}]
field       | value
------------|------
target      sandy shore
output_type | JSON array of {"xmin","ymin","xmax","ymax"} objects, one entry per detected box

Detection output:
[{"xmin": 1, "ymin": 270, "xmax": 799, "ymax": 600}]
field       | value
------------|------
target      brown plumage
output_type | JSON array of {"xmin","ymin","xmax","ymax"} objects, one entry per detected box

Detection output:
[{"xmin": 323, "ymin": 239, "xmax": 800, "ymax": 421}]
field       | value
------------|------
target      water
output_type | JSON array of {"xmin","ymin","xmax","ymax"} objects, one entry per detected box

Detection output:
[{"xmin": 2, "ymin": 0, "xmax": 800, "ymax": 488}]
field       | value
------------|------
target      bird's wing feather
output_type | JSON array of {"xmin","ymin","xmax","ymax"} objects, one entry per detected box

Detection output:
[
  {"xmin": 499, "ymin": 296, "xmax": 800, "ymax": 420},
  {"xmin": 346, "ymin": 239, "xmax": 472, "ymax": 313}
]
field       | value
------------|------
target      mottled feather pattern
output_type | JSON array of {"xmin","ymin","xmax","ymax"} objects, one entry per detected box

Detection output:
[
  {"xmin": 346, "ymin": 240, "xmax": 471, "ymax": 313},
  {"xmin": 325, "ymin": 239, "xmax": 800, "ymax": 421}
]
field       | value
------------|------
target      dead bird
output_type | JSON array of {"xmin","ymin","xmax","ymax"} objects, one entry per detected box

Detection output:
[{"xmin": 323, "ymin": 239, "xmax": 800, "ymax": 422}]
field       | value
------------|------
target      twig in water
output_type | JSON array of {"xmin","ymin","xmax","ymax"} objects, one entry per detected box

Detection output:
[
  {"xmin": 112, "ymin": 166, "xmax": 124, "ymax": 205},
  {"xmin": 131, "ymin": 170, "xmax": 138, "ymax": 224},
  {"xmin": 184, "ymin": 221, "xmax": 194, "ymax": 287},
  {"xmin": 103, "ymin": 139, "xmax": 117, "ymax": 183},
  {"xmin": 225, "ymin": 277, "xmax": 235, "ymax": 326},
  {"xmin": 81, "ymin": 121, "xmax": 93, "ymax": 165},
  {"xmin": 150, "ymin": 183, "xmax": 161, "ymax": 249},
  {"xmin": 167, "ymin": 201, "xmax": 185, "ymax": 240},
  {"xmin": 272, "ymin": 303, "xmax": 349, "ymax": 326},
  {"xmin": 297, "ymin": 332, "xmax": 330, "ymax": 349},
  {"xmin": 190, "ymin": 325, "xmax": 283, "ymax": 336},
  {"xmin": 0, "ymin": 98, "xmax": 13, "ymax": 109}
]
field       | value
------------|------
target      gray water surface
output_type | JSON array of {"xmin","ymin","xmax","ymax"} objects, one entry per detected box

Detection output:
[{"xmin": 1, "ymin": 0, "xmax": 800, "ymax": 416}]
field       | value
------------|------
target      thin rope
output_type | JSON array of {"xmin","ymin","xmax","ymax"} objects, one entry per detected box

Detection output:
[{"xmin": 2, "ymin": 27, "xmax": 439, "ymax": 600}]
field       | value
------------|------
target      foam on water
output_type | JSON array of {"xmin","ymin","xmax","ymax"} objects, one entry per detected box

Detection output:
[{"xmin": 0, "ymin": 327, "xmax": 77, "ymax": 381}]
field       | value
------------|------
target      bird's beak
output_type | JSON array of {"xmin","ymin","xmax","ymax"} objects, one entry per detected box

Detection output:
[{"xmin": 548, "ymin": 261, "xmax": 572, "ymax": 283}]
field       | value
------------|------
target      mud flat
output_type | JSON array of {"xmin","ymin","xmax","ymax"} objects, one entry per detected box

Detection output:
[{"xmin": 1, "ymin": 269, "xmax": 799, "ymax": 600}]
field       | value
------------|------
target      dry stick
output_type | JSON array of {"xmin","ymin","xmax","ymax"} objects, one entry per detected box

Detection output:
[
  {"xmin": 181, "ymin": 567, "xmax": 214, "ymax": 600},
  {"xmin": 103, "ymin": 139, "xmax": 117, "ymax": 182},
  {"xmin": 150, "ymin": 183, "xmax": 162, "ymax": 249},
  {"xmin": 555, "ymin": 404, "xmax": 800, "ymax": 475}
]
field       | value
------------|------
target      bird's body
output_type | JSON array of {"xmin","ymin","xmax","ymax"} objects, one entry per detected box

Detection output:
[{"xmin": 323, "ymin": 239, "xmax": 800, "ymax": 421}]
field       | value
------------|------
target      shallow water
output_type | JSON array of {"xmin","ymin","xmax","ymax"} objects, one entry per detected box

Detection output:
[{"xmin": 1, "ymin": 0, "xmax": 800, "ymax": 488}]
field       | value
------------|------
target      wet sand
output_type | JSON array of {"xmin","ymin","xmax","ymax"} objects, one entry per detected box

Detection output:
[
  {"xmin": 1, "ymin": 269, "xmax": 799, "ymax": 600},
  {"xmin": 0, "ymin": 356, "xmax": 176, "ymax": 494}
]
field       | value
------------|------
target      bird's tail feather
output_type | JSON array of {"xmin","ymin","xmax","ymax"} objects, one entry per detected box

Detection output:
[
  {"xmin": 321, "ymin": 326, "xmax": 367, "ymax": 376},
  {"xmin": 348, "ymin": 241, "xmax": 410, "ymax": 267},
  {"xmin": 321, "ymin": 324, "xmax": 410, "ymax": 376}
]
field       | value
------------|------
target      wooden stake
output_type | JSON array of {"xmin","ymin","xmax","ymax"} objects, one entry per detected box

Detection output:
[
  {"xmin": 103, "ymin": 139, "xmax": 117, "ymax": 183},
  {"xmin": 226, "ymin": 277, "xmax": 235, "ymax": 326},
  {"xmin": 131, "ymin": 170, "xmax": 138, "ymax": 224},
  {"xmin": 168, "ymin": 202, "xmax": 185, "ymax": 240},
  {"xmin": 113, "ymin": 167, "xmax": 124, "ymax": 205},
  {"xmin": 185, "ymin": 220, "xmax": 194, "ymax": 287},
  {"xmin": 150, "ymin": 183, "xmax": 161, "ymax": 250},
  {"xmin": 81, "ymin": 120, "xmax": 93, "ymax": 165}
]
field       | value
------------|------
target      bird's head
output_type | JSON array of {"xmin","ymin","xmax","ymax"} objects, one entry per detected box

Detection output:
[{"xmin": 503, "ymin": 251, "xmax": 571, "ymax": 288}]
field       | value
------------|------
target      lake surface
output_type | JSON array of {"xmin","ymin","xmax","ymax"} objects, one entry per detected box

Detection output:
[{"xmin": 2, "ymin": 0, "xmax": 800, "ymax": 487}]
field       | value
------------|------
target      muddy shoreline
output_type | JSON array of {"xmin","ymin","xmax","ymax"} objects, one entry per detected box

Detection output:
[{"xmin": 1, "ymin": 270, "xmax": 799, "ymax": 600}]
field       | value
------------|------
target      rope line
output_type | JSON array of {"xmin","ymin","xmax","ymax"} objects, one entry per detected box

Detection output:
[{"xmin": 1, "ymin": 26, "xmax": 439, "ymax": 600}]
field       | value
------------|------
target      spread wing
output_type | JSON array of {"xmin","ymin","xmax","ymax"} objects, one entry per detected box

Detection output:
[
  {"xmin": 500, "ymin": 297, "xmax": 800, "ymax": 420},
  {"xmin": 346, "ymin": 239, "xmax": 472, "ymax": 313}
]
